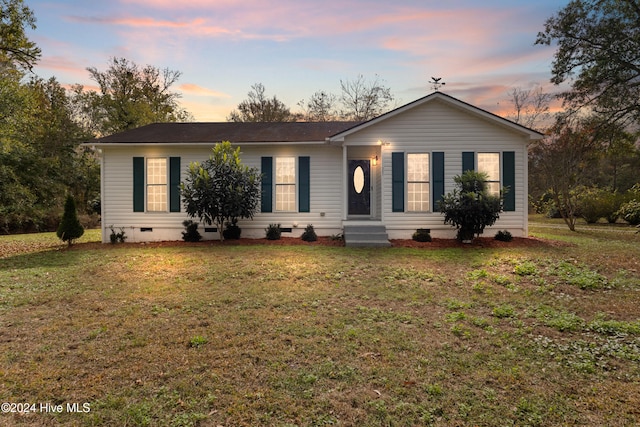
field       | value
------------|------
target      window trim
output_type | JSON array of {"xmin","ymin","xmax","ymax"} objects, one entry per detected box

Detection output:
[
  {"xmin": 406, "ymin": 152, "xmax": 431, "ymax": 212},
  {"xmin": 275, "ymin": 156, "xmax": 297, "ymax": 212},
  {"xmin": 146, "ymin": 157, "xmax": 169, "ymax": 212}
]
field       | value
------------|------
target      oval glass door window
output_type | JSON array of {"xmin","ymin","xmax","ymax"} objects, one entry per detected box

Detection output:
[{"xmin": 353, "ymin": 166, "xmax": 365, "ymax": 194}]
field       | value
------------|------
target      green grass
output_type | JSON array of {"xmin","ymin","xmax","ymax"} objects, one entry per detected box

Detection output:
[{"xmin": 0, "ymin": 221, "xmax": 639, "ymax": 426}]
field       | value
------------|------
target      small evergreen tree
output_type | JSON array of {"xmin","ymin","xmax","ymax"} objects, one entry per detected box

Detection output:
[
  {"xmin": 301, "ymin": 224, "xmax": 317, "ymax": 242},
  {"xmin": 57, "ymin": 195, "xmax": 84, "ymax": 246},
  {"xmin": 181, "ymin": 220, "xmax": 202, "ymax": 242},
  {"xmin": 439, "ymin": 171, "xmax": 503, "ymax": 242}
]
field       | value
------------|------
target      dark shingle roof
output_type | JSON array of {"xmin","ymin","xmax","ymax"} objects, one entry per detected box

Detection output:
[{"xmin": 92, "ymin": 121, "xmax": 363, "ymax": 144}]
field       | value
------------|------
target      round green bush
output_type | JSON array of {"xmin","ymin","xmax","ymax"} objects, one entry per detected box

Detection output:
[
  {"xmin": 618, "ymin": 200, "xmax": 640, "ymax": 225},
  {"xmin": 182, "ymin": 220, "xmax": 202, "ymax": 242},
  {"xmin": 301, "ymin": 224, "xmax": 318, "ymax": 242},
  {"xmin": 494, "ymin": 230, "xmax": 513, "ymax": 242},
  {"xmin": 577, "ymin": 187, "xmax": 621, "ymax": 224},
  {"xmin": 223, "ymin": 222, "xmax": 241, "ymax": 240},
  {"xmin": 265, "ymin": 223, "xmax": 282, "ymax": 240},
  {"xmin": 412, "ymin": 228, "xmax": 432, "ymax": 242}
]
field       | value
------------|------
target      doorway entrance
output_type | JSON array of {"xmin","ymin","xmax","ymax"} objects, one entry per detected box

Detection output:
[{"xmin": 348, "ymin": 160, "xmax": 370, "ymax": 215}]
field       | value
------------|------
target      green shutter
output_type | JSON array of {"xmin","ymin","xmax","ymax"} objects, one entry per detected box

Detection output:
[
  {"xmin": 432, "ymin": 152, "xmax": 445, "ymax": 211},
  {"xmin": 299, "ymin": 156, "xmax": 310, "ymax": 212},
  {"xmin": 133, "ymin": 157, "xmax": 145, "ymax": 212},
  {"xmin": 169, "ymin": 157, "xmax": 181, "ymax": 212},
  {"xmin": 392, "ymin": 152, "xmax": 404, "ymax": 212},
  {"xmin": 503, "ymin": 151, "xmax": 516, "ymax": 211},
  {"xmin": 462, "ymin": 152, "xmax": 475, "ymax": 173},
  {"xmin": 261, "ymin": 157, "xmax": 273, "ymax": 213}
]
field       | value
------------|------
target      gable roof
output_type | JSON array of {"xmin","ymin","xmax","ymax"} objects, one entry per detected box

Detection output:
[
  {"xmin": 88, "ymin": 92, "xmax": 543, "ymax": 147},
  {"xmin": 89, "ymin": 121, "xmax": 362, "ymax": 145},
  {"xmin": 328, "ymin": 91, "xmax": 544, "ymax": 143}
]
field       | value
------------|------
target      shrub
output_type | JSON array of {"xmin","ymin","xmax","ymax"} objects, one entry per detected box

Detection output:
[
  {"xmin": 56, "ymin": 195, "xmax": 84, "ymax": 246},
  {"xmin": 301, "ymin": 224, "xmax": 317, "ymax": 242},
  {"xmin": 181, "ymin": 220, "xmax": 202, "ymax": 242},
  {"xmin": 412, "ymin": 228, "xmax": 432, "ymax": 242},
  {"xmin": 181, "ymin": 141, "xmax": 261, "ymax": 241},
  {"xmin": 577, "ymin": 187, "xmax": 621, "ymax": 224},
  {"xmin": 533, "ymin": 192, "xmax": 562, "ymax": 218},
  {"xmin": 265, "ymin": 223, "xmax": 282, "ymax": 240},
  {"xmin": 618, "ymin": 200, "xmax": 640, "ymax": 225},
  {"xmin": 109, "ymin": 226, "xmax": 127, "ymax": 244},
  {"xmin": 439, "ymin": 171, "xmax": 502, "ymax": 241},
  {"xmin": 222, "ymin": 221, "xmax": 241, "ymax": 240},
  {"xmin": 494, "ymin": 230, "xmax": 513, "ymax": 242}
]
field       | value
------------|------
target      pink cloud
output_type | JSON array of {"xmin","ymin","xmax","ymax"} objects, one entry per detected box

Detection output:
[
  {"xmin": 179, "ymin": 84, "xmax": 231, "ymax": 98},
  {"xmin": 106, "ymin": 2, "xmax": 472, "ymax": 43},
  {"xmin": 38, "ymin": 55, "xmax": 84, "ymax": 74},
  {"xmin": 180, "ymin": 98, "xmax": 233, "ymax": 122},
  {"xmin": 68, "ymin": 15, "xmax": 202, "ymax": 28}
]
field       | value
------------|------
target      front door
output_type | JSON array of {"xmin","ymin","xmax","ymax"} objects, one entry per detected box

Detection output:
[{"xmin": 348, "ymin": 160, "xmax": 370, "ymax": 215}]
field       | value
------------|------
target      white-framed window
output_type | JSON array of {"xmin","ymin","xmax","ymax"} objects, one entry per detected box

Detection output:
[
  {"xmin": 275, "ymin": 157, "xmax": 296, "ymax": 211},
  {"xmin": 477, "ymin": 153, "xmax": 500, "ymax": 196},
  {"xmin": 146, "ymin": 158, "xmax": 167, "ymax": 212},
  {"xmin": 407, "ymin": 153, "xmax": 430, "ymax": 212}
]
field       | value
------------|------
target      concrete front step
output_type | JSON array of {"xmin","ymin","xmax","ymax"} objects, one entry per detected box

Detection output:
[{"xmin": 343, "ymin": 224, "xmax": 391, "ymax": 248}]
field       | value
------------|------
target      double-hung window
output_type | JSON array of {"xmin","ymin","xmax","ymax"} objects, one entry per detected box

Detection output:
[
  {"xmin": 477, "ymin": 153, "xmax": 500, "ymax": 197},
  {"xmin": 407, "ymin": 153, "xmax": 430, "ymax": 212},
  {"xmin": 275, "ymin": 157, "xmax": 296, "ymax": 211},
  {"xmin": 133, "ymin": 156, "xmax": 180, "ymax": 213},
  {"xmin": 146, "ymin": 158, "xmax": 168, "ymax": 212}
]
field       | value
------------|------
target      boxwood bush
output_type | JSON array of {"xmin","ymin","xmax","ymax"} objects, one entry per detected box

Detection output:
[
  {"xmin": 301, "ymin": 224, "xmax": 318, "ymax": 242},
  {"xmin": 412, "ymin": 228, "xmax": 432, "ymax": 242},
  {"xmin": 265, "ymin": 223, "xmax": 282, "ymax": 240}
]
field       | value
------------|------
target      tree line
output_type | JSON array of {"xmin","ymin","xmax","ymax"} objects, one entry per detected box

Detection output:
[
  {"xmin": 227, "ymin": 76, "xmax": 395, "ymax": 123},
  {"xmin": 0, "ymin": 0, "xmax": 399, "ymax": 233},
  {"xmin": 1, "ymin": 0, "xmax": 640, "ymax": 234}
]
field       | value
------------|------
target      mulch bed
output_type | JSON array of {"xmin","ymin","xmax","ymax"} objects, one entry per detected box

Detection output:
[{"xmin": 77, "ymin": 235, "xmax": 565, "ymax": 250}]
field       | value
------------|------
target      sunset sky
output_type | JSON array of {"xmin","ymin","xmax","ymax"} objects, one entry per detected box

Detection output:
[{"xmin": 27, "ymin": 0, "xmax": 569, "ymax": 122}]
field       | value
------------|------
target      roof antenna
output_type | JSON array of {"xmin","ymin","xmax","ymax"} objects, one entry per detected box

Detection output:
[{"xmin": 430, "ymin": 77, "xmax": 445, "ymax": 91}]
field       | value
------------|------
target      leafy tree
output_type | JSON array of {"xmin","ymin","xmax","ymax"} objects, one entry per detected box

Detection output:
[
  {"xmin": 0, "ymin": 68, "xmax": 99, "ymax": 232},
  {"xmin": 587, "ymin": 121, "xmax": 638, "ymax": 192},
  {"xmin": 180, "ymin": 141, "xmax": 261, "ymax": 241},
  {"xmin": 339, "ymin": 74, "xmax": 394, "ymax": 121},
  {"xmin": 529, "ymin": 117, "xmax": 600, "ymax": 231},
  {"xmin": 56, "ymin": 195, "xmax": 84, "ymax": 246},
  {"xmin": 73, "ymin": 57, "xmax": 192, "ymax": 136},
  {"xmin": 439, "ymin": 170, "xmax": 503, "ymax": 242},
  {"xmin": 536, "ymin": 0, "xmax": 640, "ymax": 126},
  {"xmin": 228, "ymin": 83, "xmax": 294, "ymax": 122},
  {"xmin": 0, "ymin": 0, "xmax": 40, "ymax": 69}
]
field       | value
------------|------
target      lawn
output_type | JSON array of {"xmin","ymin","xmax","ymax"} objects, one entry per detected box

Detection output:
[{"xmin": 0, "ymin": 222, "xmax": 639, "ymax": 426}]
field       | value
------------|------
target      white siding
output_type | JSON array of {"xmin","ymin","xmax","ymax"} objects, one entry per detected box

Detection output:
[
  {"xmin": 100, "ymin": 144, "xmax": 344, "ymax": 242},
  {"xmin": 342, "ymin": 98, "xmax": 529, "ymax": 238},
  {"xmin": 100, "ymin": 96, "xmax": 533, "ymax": 243}
]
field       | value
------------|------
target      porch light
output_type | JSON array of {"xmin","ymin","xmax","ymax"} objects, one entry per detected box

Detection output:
[{"xmin": 372, "ymin": 155, "xmax": 378, "ymax": 166}]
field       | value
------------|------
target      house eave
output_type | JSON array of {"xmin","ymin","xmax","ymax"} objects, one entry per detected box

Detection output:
[{"xmin": 84, "ymin": 140, "xmax": 330, "ymax": 148}]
